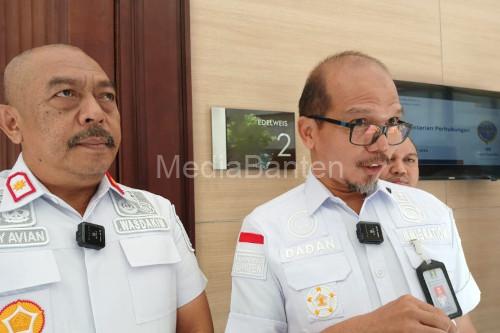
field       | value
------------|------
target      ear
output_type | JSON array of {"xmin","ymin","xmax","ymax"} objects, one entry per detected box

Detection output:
[
  {"xmin": 298, "ymin": 116, "xmax": 317, "ymax": 150},
  {"xmin": 0, "ymin": 104, "xmax": 23, "ymax": 144}
]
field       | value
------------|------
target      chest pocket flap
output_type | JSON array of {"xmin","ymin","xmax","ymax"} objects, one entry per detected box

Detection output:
[
  {"xmin": 283, "ymin": 253, "xmax": 352, "ymax": 291},
  {"xmin": 0, "ymin": 250, "xmax": 61, "ymax": 294},
  {"xmin": 120, "ymin": 234, "xmax": 181, "ymax": 267}
]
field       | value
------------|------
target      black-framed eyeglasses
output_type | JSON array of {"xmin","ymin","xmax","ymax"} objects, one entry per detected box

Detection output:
[{"xmin": 306, "ymin": 115, "xmax": 413, "ymax": 146}]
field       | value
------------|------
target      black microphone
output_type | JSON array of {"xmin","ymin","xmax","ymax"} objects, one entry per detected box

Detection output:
[{"xmin": 76, "ymin": 222, "xmax": 105, "ymax": 250}]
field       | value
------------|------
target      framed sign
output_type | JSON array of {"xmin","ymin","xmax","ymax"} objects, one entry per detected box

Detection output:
[{"xmin": 211, "ymin": 107, "xmax": 296, "ymax": 170}]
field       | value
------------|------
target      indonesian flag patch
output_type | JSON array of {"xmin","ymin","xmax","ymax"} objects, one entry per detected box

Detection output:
[
  {"xmin": 6, "ymin": 172, "xmax": 36, "ymax": 203},
  {"xmin": 239, "ymin": 232, "xmax": 264, "ymax": 244}
]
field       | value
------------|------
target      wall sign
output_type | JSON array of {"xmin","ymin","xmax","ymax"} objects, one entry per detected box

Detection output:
[{"xmin": 211, "ymin": 107, "xmax": 296, "ymax": 170}]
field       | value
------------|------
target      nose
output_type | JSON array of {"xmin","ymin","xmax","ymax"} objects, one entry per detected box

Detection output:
[
  {"xmin": 366, "ymin": 132, "xmax": 389, "ymax": 153},
  {"xmin": 390, "ymin": 159, "xmax": 407, "ymax": 176},
  {"xmin": 78, "ymin": 95, "xmax": 105, "ymax": 125}
]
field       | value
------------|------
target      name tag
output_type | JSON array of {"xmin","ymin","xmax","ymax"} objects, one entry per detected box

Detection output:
[
  {"xmin": 398, "ymin": 225, "xmax": 450, "ymax": 244},
  {"xmin": 280, "ymin": 236, "xmax": 339, "ymax": 263},
  {"xmin": 0, "ymin": 227, "xmax": 49, "ymax": 248},
  {"xmin": 114, "ymin": 216, "xmax": 169, "ymax": 234}
]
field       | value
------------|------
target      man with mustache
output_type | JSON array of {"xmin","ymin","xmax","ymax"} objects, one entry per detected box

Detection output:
[
  {"xmin": 0, "ymin": 44, "xmax": 213, "ymax": 332},
  {"xmin": 381, "ymin": 138, "xmax": 419, "ymax": 187},
  {"xmin": 226, "ymin": 51, "xmax": 479, "ymax": 333}
]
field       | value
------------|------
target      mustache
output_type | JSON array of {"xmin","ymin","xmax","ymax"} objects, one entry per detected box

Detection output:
[
  {"xmin": 67, "ymin": 125, "xmax": 116, "ymax": 149},
  {"xmin": 356, "ymin": 153, "xmax": 390, "ymax": 167}
]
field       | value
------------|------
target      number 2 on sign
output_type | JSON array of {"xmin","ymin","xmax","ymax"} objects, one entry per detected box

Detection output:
[{"xmin": 277, "ymin": 133, "xmax": 291, "ymax": 157}]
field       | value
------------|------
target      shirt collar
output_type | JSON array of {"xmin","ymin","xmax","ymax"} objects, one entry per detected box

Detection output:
[
  {"xmin": 0, "ymin": 154, "xmax": 126, "ymax": 212},
  {"xmin": 304, "ymin": 172, "xmax": 334, "ymax": 215},
  {"xmin": 0, "ymin": 154, "xmax": 45, "ymax": 212},
  {"xmin": 304, "ymin": 172, "xmax": 396, "ymax": 215},
  {"xmin": 373, "ymin": 179, "xmax": 398, "ymax": 204}
]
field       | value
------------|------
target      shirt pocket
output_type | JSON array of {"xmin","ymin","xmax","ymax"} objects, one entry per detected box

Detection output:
[
  {"xmin": 0, "ymin": 250, "xmax": 60, "ymax": 332},
  {"xmin": 120, "ymin": 233, "xmax": 181, "ymax": 324},
  {"xmin": 282, "ymin": 252, "xmax": 356, "ymax": 325}
]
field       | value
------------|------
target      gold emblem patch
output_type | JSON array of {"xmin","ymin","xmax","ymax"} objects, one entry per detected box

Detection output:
[
  {"xmin": 0, "ymin": 300, "xmax": 45, "ymax": 333},
  {"xmin": 306, "ymin": 286, "xmax": 337, "ymax": 320}
]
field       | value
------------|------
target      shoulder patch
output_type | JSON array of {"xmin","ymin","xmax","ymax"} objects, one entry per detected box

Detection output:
[
  {"xmin": 232, "ymin": 251, "xmax": 268, "ymax": 280},
  {"xmin": 0, "ymin": 203, "xmax": 36, "ymax": 229},
  {"xmin": 111, "ymin": 190, "xmax": 158, "ymax": 216},
  {"xmin": 392, "ymin": 190, "xmax": 425, "ymax": 223}
]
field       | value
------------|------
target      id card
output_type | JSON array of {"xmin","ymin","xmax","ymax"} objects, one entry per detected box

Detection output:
[{"xmin": 416, "ymin": 260, "xmax": 462, "ymax": 319}]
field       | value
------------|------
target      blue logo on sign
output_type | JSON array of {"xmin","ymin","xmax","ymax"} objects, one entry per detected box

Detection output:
[{"xmin": 477, "ymin": 121, "xmax": 497, "ymax": 144}]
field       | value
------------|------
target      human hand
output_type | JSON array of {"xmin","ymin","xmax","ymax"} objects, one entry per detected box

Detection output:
[{"xmin": 362, "ymin": 294, "xmax": 456, "ymax": 333}]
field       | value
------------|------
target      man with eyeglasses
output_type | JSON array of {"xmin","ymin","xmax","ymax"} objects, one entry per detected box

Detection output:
[{"xmin": 226, "ymin": 51, "xmax": 479, "ymax": 333}]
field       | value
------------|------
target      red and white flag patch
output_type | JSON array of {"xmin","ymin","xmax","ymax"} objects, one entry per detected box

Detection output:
[
  {"xmin": 239, "ymin": 232, "xmax": 264, "ymax": 244},
  {"xmin": 6, "ymin": 172, "xmax": 36, "ymax": 203}
]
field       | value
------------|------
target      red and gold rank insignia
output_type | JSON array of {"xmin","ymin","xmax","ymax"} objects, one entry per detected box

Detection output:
[
  {"xmin": 6, "ymin": 172, "xmax": 36, "ymax": 203},
  {"xmin": 0, "ymin": 300, "xmax": 45, "ymax": 333}
]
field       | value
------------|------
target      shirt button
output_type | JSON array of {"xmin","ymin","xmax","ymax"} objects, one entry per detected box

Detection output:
[{"xmin": 375, "ymin": 269, "xmax": 385, "ymax": 278}]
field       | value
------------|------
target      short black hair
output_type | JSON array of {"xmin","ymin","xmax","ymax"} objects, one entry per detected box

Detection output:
[{"xmin": 298, "ymin": 51, "xmax": 389, "ymax": 117}]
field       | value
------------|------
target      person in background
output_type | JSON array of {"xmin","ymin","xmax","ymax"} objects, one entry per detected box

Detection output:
[
  {"xmin": 0, "ymin": 44, "xmax": 213, "ymax": 333},
  {"xmin": 380, "ymin": 137, "xmax": 419, "ymax": 187},
  {"xmin": 226, "ymin": 51, "xmax": 479, "ymax": 333}
]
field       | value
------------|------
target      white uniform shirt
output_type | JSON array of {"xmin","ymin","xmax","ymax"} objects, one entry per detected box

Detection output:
[
  {"xmin": 0, "ymin": 155, "xmax": 207, "ymax": 333},
  {"xmin": 226, "ymin": 173, "xmax": 480, "ymax": 333}
]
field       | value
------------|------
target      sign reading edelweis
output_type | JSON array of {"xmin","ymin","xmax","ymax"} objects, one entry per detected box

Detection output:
[{"xmin": 211, "ymin": 107, "xmax": 296, "ymax": 170}]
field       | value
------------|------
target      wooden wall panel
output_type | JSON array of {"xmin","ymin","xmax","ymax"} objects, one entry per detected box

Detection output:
[
  {"xmin": 417, "ymin": 180, "xmax": 447, "ymax": 203},
  {"xmin": 447, "ymin": 180, "xmax": 500, "ymax": 209},
  {"xmin": 196, "ymin": 221, "xmax": 240, "ymax": 333},
  {"xmin": 441, "ymin": 0, "xmax": 500, "ymax": 91},
  {"xmin": 454, "ymin": 208, "xmax": 500, "ymax": 333}
]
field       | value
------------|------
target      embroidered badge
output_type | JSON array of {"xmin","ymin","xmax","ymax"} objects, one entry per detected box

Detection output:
[
  {"xmin": 111, "ymin": 191, "xmax": 158, "ymax": 217},
  {"xmin": 393, "ymin": 191, "xmax": 424, "ymax": 223},
  {"xmin": 0, "ymin": 299, "xmax": 45, "ymax": 333},
  {"xmin": 113, "ymin": 216, "xmax": 169, "ymax": 234},
  {"xmin": 0, "ymin": 227, "xmax": 49, "ymax": 248},
  {"xmin": 287, "ymin": 210, "xmax": 318, "ymax": 238},
  {"xmin": 6, "ymin": 172, "xmax": 36, "ymax": 203},
  {"xmin": 281, "ymin": 237, "xmax": 338, "ymax": 263},
  {"xmin": 399, "ymin": 225, "xmax": 450, "ymax": 244},
  {"xmin": 306, "ymin": 286, "xmax": 338, "ymax": 320},
  {"xmin": 0, "ymin": 204, "xmax": 36, "ymax": 229},
  {"xmin": 231, "ymin": 251, "xmax": 267, "ymax": 280}
]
